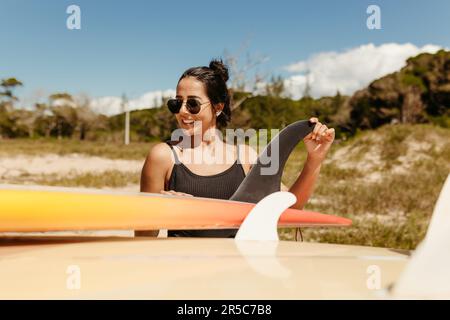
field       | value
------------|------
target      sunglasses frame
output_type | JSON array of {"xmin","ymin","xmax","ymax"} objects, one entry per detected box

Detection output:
[{"xmin": 167, "ymin": 98, "xmax": 211, "ymax": 115}]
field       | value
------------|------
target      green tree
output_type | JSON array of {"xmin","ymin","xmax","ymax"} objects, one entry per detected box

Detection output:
[
  {"xmin": 0, "ymin": 78, "xmax": 24, "ymax": 138},
  {"xmin": 0, "ymin": 78, "xmax": 23, "ymax": 102},
  {"xmin": 49, "ymin": 93, "xmax": 77, "ymax": 139}
]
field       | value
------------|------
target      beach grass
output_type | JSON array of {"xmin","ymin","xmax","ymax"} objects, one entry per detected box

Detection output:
[{"xmin": 0, "ymin": 138, "xmax": 152, "ymax": 160}]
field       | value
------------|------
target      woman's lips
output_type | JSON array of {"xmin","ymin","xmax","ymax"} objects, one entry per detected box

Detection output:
[{"xmin": 182, "ymin": 119, "xmax": 194, "ymax": 125}]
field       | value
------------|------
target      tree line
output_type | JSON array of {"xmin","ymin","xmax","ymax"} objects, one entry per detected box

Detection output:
[
  {"xmin": 0, "ymin": 79, "xmax": 108, "ymax": 140},
  {"xmin": 1, "ymin": 50, "xmax": 449, "ymax": 142}
]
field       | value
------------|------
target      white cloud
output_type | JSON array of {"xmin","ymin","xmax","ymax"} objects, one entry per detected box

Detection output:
[
  {"xmin": 282, "ymin": 43, "xmax": 445, "ymax": 99},
  {"xmin": 90, "ymin": 89, "xmax": 175, "ymax": 116}
]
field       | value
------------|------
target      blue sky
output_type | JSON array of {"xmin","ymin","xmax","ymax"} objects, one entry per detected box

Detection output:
[{"xmin": 1, "ymin": 0, "xmax": 450, "ymax": 106}]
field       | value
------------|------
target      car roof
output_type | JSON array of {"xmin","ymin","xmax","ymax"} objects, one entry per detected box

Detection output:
[{"xmin": 0, "ymin": 236, "xmax": 409, "ymax": 299}]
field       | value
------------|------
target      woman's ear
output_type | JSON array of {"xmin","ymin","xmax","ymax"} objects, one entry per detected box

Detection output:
[{"xmin": 214, "ymin": 103, "xmax": 224, "ymax": 116}]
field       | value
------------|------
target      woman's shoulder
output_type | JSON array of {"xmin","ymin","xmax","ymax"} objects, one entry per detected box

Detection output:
[{"xmin": 145, "ymin": 142, "xmax": 175, "ymax": 166}]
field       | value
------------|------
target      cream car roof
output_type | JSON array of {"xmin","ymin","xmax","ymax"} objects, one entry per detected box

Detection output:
[{"xmin": 0, "ymin": 237, "xmax": 408, "ymax": 299}]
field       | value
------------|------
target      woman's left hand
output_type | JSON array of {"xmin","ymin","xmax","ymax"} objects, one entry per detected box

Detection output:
[{"xmin": 303, "ymin": 117, "xmax": 335, "ymax": 163}]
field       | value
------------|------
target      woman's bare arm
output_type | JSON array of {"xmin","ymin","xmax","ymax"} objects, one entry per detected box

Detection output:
[
  {"xmin": 140, "ymin": 143, "xmax": 172, "ymax": 193},
  {"xmin": 288, "ymin": 117, "xmax": 334, "ymax": 210},
  {"xmin": 288, "ymin": 157, "xmax": 322, "ymax": 210},
  {"xmin": 137, "ymin": 143, "xmax": 173, "ymax": 237}
]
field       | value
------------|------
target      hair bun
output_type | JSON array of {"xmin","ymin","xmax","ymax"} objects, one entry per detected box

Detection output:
[{"xmin": 209, "ymin": 59, "xmax": 229, "ymax": 82}]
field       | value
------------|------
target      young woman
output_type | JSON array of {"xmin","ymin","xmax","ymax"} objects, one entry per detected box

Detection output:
[{"xmin": 140, "ymin": 59, "xmax": 335, "ymax": 237}]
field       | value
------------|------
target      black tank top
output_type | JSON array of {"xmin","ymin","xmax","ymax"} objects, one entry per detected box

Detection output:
[{"xmin": 165, "ymin": 141, "xmax": 246, "ymax": 238}]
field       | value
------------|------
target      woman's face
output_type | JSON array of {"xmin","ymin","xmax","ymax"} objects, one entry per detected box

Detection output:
[{"xmin": 175, "ymin": 76, "xmax": 220, "ymax": 137}]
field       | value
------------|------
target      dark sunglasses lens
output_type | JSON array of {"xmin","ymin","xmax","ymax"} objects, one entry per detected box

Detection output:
[
  {"xmin": 186, "ymin": 99, "xmax": 201, "ymax": 114},
  {"xmin": 167, "ymin": 99, "xmax": 182, "ymax": 113}
]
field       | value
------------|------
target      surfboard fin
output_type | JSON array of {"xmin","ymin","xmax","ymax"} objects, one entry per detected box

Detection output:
[
  {"xmin": 235, "ymin": 191, "xmax": 297, "ymax": 241},
  {"xmin": 230, "ymin": 119, "xmax": 315, "ymax": 203}
]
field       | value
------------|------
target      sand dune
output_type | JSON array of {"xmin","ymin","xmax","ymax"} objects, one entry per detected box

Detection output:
[{"xmin": 0, "ymin": 153, "xmax": 143, "ymax": 178}]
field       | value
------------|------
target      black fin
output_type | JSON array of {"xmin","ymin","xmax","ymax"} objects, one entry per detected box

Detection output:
[{"xmin": 230, "ymin": 120, "xmax": 315, "ymax": 203}]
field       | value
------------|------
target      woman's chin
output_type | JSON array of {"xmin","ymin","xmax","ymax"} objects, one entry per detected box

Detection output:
[
  {"xmin": 181, "ymin": 123, "xmax": 205, "ymax": 135},
  {"xmin": 180, "ymin": 125, "xmax": 195, "ymax": 136}
]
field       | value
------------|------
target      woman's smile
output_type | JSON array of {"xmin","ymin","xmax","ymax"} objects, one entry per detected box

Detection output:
[{"xmin": 181, "ymin": 118, "xmax": 194, "ymax": 125}]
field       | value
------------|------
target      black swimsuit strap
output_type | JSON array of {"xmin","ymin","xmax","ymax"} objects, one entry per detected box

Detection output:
[{"xmin": 165, "ymin": 141, "xmax": 181, "ymax": 164}]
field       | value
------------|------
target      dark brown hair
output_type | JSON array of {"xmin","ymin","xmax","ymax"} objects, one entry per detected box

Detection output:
[{"xmin": 178, "ymin": 59, "xmax": 231, "ymax": 127}]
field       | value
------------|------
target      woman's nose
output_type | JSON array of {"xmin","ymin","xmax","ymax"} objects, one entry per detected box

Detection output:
[{"xmin": 179, "ymin": 101, "xmax": 190, "ymax": 115}]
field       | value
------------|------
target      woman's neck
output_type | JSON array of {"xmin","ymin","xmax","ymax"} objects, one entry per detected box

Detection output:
[
  {"xmin": 182, "ymin": 126, "xmax": 221, "ymax": 147},
  {"xmin": 177, "ymin": 126, "xmax": 235, "ymax": 165}
]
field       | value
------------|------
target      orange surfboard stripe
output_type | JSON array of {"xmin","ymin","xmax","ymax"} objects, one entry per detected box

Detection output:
[{"xmin": 0, "ymin": 188, "xmax": 352, "ymax": 232}]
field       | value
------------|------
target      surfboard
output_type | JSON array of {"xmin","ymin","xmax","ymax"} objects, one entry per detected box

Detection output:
[
  {"xmin": 0, "ymin": 185, "xmax": 351, "ymax": 232},
  {"xmin": 0, "ymin": 120, "xmax": 351, "ymax": 233}
]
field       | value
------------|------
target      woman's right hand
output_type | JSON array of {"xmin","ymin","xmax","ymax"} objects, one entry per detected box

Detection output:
[{"xmin": 160, "ymin": 190, "xmax": 194, "ymax": 197}]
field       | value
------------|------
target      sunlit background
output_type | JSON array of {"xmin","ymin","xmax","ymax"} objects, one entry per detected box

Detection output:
[{"xmin": 1, "ymin": 0, "xmax": 449, "ymax": 249}]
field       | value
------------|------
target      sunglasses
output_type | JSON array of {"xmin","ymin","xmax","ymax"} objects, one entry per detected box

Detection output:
[{"xmin": 167, "ymin": 98, "xmax": 210, "ymax": 115}]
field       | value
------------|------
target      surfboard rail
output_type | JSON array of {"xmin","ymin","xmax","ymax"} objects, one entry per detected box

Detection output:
[{"xmin": 0, "ymin": 185, "xmax": 352, "ymax": 233}]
